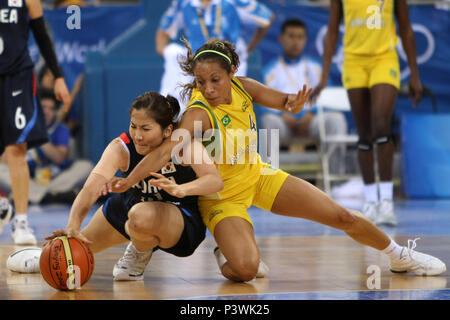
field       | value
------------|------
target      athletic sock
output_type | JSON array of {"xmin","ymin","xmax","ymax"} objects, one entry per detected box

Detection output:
[
  {"xmin": 379, "ymin": 181, "xmax": 393, "ymax": 201},
  {"xmin": 363, "ymin": 183, "xmax": 378, "ymax": 203},
  {"xmin": 382, "ymin": 238, "xmax": 403, "ymax": 260},
  {"xmin": 214, "ymin": 247, "xmax": 227, "ymax": 268},
  {"xmin": 13, "ymin": 214, "xmax": 28, "ymax": 224}
]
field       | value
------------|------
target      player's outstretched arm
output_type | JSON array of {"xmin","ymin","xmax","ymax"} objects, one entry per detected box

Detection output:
[
  {"xmin": 150, "ymin": 140, "xmax": 223, "ymax": 198},
  {"xmin": 64, "ymin": 139, "xmax": 127, "ymax": 239},
  {"xmin": 112, "ymin": 108, "xmax": 212, "ymax": 193},
  {"xmin": 309, "ymin": 0, "xmax": 341, "ymax": 102},
  {"xmin": 395, "ymin": 0, "xmax": 422, "ymax": 107},
  {"xmin": 238, "ymin": 77, "xmax": 312, "ymax": 115}
]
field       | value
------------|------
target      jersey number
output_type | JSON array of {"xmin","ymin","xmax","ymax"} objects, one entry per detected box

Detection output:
[
  {"xmin": 0, "ymin": 37, "xmax": 3, "ymax": 55},
  {"xmin": 15, "ymin": 107, "xmax": 27, "ymax": 130},
  {"xmin": 366, "ymin": 5, "xmax": 382, "ymax": 30}
]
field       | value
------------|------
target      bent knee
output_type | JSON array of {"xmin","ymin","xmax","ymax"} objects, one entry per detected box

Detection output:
[
  {"xmin": 230, "ymin": 258, "xmax": 259, "ymax": 282},
  {"xmin": 127, "ymin": 204, "xmax": 159, "ymax": 235}
]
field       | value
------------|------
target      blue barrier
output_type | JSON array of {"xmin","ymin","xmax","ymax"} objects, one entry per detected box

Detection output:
[{"xmin": 401, "ymin": 113, "xmax": 450, "ymax": 198}]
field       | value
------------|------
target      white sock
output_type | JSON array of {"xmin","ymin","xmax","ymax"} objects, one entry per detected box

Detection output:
[
  {"xmin": 256, "ymin": 260, "xmax": 269, "ymax": 278},
  {"xmin": 13, "ymin": 214, "xmax": 28, "ymax": 224},
  {"xmin": 363, "ymin": 183, "xmax": 378, "ymax": 203},
  {"xmin": 379, "ymin": 181, "xmax": 393, "ymax": 201},
  {"xmin": 214, "ymin": 247, "xmax": 227, "ymax": 269},
  {"xmin": 382, "ymin": 239, "xmax": 403, "ymax": 260}
]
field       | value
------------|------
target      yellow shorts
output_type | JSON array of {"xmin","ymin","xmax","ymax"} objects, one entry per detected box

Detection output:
[
  {"xmin": 342, "ymin": 50, "xmax": 400, "ymax": 90},
  {"xmin": 198, "ymin": 163, "xmax": 290, "ymax": 235}
]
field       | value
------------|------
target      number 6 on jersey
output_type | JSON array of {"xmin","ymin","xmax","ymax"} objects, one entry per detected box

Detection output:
[{"xmin": 15, "ymin": 106, "xmax": 26, "ymax": 129}]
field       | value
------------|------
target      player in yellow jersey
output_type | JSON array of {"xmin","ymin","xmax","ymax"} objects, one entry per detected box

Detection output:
[
  {"xmin": 311, "ymin": 0, "xmax": 423, "ymax": 226},
  {"xmin": 109, "ymin": 39, "xmax": 444, "ymax": 282}
]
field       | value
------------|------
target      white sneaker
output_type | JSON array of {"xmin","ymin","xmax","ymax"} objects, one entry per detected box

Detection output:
[
  {"xmin": 6, "ymin": 247, "xmax": 42, "ymax": 273},
  {"xmin": 113, "ymin": 242, "xmax": 152, "ymax": 281},
  {"xmin": 0, "ymin": 197, "xmax": 15, "ymax": 235},
  {"xmin": 12, "ymin": 218, "xmax": 37, "ymax": 245},
  {"xmin": 331, "ymin": 179, "xmax": 364, "ymax": 200},
  {"xmin": 390, "ymin": 238, "xmax": 446, "ymax": 276},
  {"xmin": 362, "ymin": 201, "xmax": 378, "ymax": 222},
  {"xmin": 376, "ymin": 199, "xmax": 398, "ymax": 226}
]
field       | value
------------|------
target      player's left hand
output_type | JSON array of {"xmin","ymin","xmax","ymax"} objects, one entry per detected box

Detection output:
[
  {"xmin": 149, "ymin": 172, "xmax": 186, "ymax": 198},
  {"xmin": 54, "ymin": 77, "xmax": 71, "ymax": 113},
  {"xmin": 409, "ymin": 75, "xmax": 423, "ymax": 107},
  {"xmin": 284, "ymin": 84, "xmax": 313, "ymax": 114}
]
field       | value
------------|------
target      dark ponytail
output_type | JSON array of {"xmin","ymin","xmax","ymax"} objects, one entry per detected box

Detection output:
[{"xmin": 165, "ymin": 95, "xmax": 181, "ymax": 125}]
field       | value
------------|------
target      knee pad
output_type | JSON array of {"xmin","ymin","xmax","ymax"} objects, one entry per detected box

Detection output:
[
  {"xmin": 357, "ymin": 140, "xmax": 373, "ymax": 151},
  {"xmin": 373, "ymin": 135, "xmax": 392, "ymax": 145}
]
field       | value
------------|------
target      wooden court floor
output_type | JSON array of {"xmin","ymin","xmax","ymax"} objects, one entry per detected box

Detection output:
[{"xmin": 1, "ymin": 200, "xmax": 450, "ymax": 300}]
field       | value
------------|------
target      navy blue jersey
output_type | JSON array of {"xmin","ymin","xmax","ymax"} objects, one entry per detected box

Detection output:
[
  {"xmin": 0, "ymin": 0, "xmax": 34, "ymax": 75},
  {"xmin": 119, "ymin": 131, "xmax": 198, "ymax": 208}
]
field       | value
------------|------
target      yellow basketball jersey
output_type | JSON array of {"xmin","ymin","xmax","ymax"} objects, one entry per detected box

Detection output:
[
  {"xmin": 186, "ymin": 77, "xmax": 263, "ymax": 200},
  {"xmin": 342, "ymin": 0, "xmax": 398, "ymax": 55}
]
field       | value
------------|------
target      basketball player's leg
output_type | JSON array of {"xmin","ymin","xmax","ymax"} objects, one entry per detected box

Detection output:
[
  {"xmin": 272, "ymin": 175, "xmax": 390, "ymax": 249},
  {"xmin": 213, "ymin": 216, "xmax": 260, "ymax": 282},
  {"xmin": 113, "ymin": 201, "xmax": 187, "ymax": 281},
  {"xmin": 4, "ymin": 143, "xmax": 38, "ymax": 244},
  {"xmin": 370, "ymin": 83, "xmax": 397, "ymax": 182},
  {"xmin": 200, "ymin": 198, "xmax": 262, "ymax": 282},
  {"xmin": 347, "ymin": 88, "xmax": 381, "ymax": 220},
  {"xmin": 369, "ymin": 83, "xmax": 398, "ymax": 225},
  {"xmin": 347, "ymin": 88, "xmax": 374, "ymax": 183},
  {"xmin": 4, "ymin": 68, "xmax": 48, "ymax": 244},
  {"xmin": 4, "ymin": 143, "xmax": 29, "ymax": 216},
  {"xmin": 269, "ymin": 175, "xmax": 446, "ymax": 275},
  {"xmin": 125, "ymin": 201, "xmax": 185, "ymax": 252}
]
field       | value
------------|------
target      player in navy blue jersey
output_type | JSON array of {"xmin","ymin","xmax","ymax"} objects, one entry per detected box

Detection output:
[
  {"xmin": 0, "ymin": 0, "xmax": 70, "ymax": 244},
  {"xmin": 7, "ymin": 91, "xmax": 223, "ymax": 280}
]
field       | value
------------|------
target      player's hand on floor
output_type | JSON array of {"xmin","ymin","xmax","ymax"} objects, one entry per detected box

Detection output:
[{"xmin": 44, "ymin": 228, "xmax": 92, "ymax": 246}]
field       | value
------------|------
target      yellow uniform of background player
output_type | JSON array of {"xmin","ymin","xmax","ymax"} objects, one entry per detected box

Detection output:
[
  {"xmin": 312, "ymin": 0, "xmax": 423, "ymax": 225},
  {"xmin": 341, "ymin": 0, "xmax": 400, "ymax": 90},
  {"xmin": 186, "ymin": 78, "xmax": 289, "ymax": 234}
]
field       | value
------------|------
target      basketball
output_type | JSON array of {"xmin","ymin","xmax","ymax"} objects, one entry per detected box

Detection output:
[{"xmin": 39, "ymin": 236, "xmax": 94, "ymax": 290}]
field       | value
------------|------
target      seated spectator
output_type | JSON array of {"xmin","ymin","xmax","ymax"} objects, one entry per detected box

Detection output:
[
  {"xmin": 0, "ymin": 89, "xmax": 93, "ymax": 204},
  {"xmin": 37, "ymin": 65, "xmax": 83, "ymax": 134},
  {"xmin": 157, "ymin": 0, "xmax": 273, "ymax": 112},
  {"xmin": 260, "ymin": 18, "xmax": 348, "ymax": 176}
]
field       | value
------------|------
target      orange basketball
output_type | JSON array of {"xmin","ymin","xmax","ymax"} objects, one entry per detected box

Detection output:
[{"xmin": 39, "ymin": 236, "xmax": 94, "ymax": 290}]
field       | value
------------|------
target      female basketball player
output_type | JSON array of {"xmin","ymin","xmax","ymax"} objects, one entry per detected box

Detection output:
[
  {"xmin": 8, "ymin": 91, "xmax": 224, "ymax": 280},
  {"xmin": 310, "ymin": 0, "xmax": 422, "ymax": 225},
  {"xmin": 109, "ymin": 40, "xmax": 445, "ymax": 282}
]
